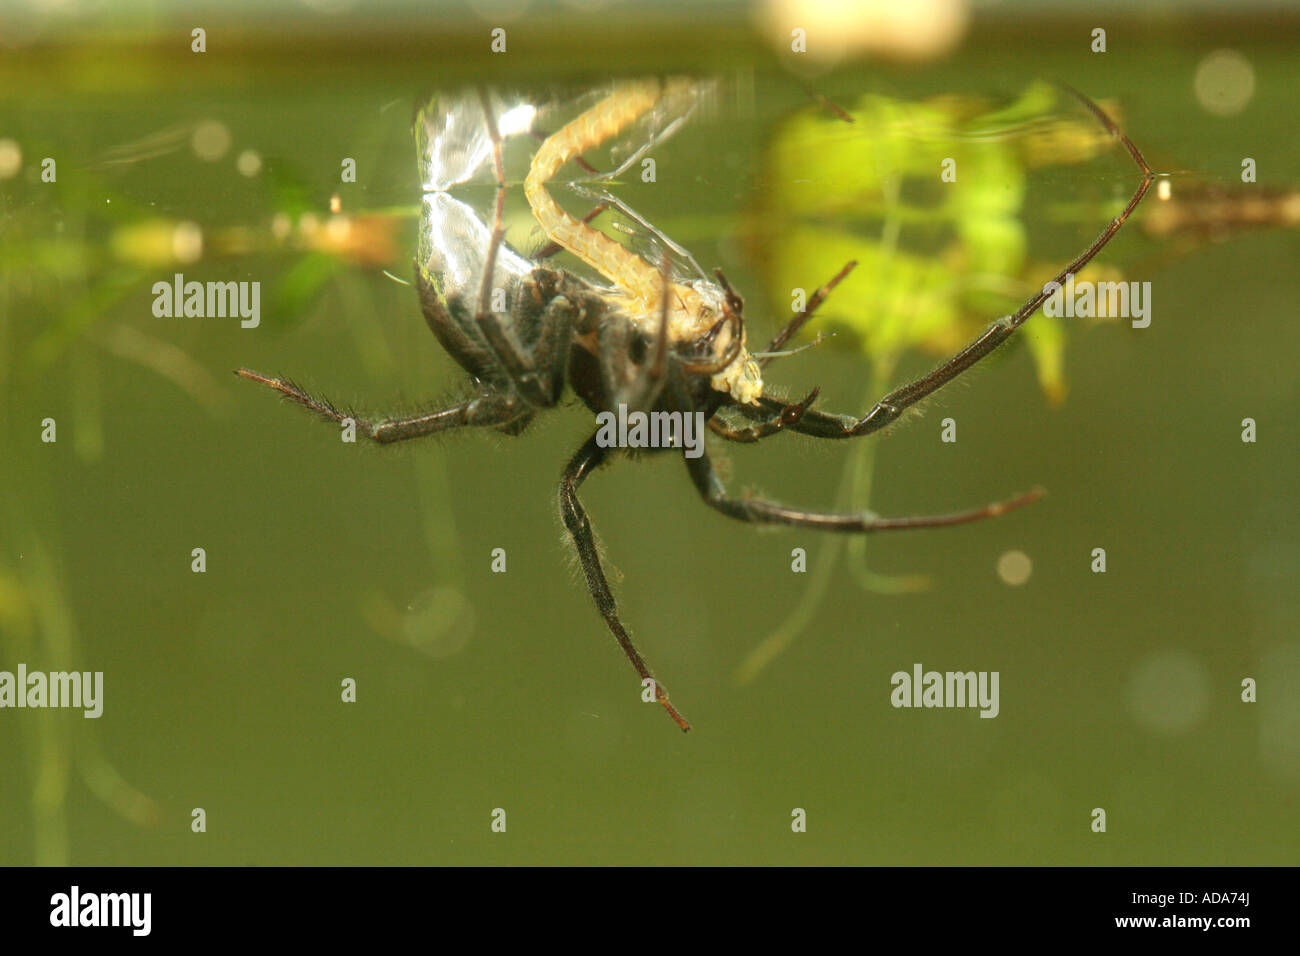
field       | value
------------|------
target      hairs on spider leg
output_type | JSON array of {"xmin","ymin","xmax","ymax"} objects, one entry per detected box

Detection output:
[
  {"xmin": 237, "ymin": 368, "xmax": 497, "ymax": 452},
  {"xmin": 557, "ymin": 507, "xmax": 624, "ymax": 587}
]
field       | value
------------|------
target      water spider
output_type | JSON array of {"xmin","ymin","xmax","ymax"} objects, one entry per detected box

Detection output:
[{"xmin": 237, "ymin": 79, "xmax": 1154, "ymax": 732}]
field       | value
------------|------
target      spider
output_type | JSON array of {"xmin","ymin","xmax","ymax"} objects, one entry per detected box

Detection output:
[{"xmin": 237, "ymin": 79, "xmax": 1154, "ymax": 732}]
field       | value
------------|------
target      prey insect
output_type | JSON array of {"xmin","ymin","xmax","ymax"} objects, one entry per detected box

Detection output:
[{"xmin": 237, "ymin": 78, "xmax": 1153, "ymax": 731}]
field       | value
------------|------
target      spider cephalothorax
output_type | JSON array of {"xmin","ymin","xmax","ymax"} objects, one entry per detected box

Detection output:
[{"xmin": 238, "ymin": 78, "xmax": 1153, "ymax": 731}]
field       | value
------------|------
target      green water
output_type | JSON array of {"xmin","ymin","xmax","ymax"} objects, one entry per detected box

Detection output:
[{"xmin": 2, "ymin": 7, "xmax": 1298, "ymax": 865}]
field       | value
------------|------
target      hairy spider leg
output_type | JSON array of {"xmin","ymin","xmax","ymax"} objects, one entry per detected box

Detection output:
[
  {"xmin": 760, "ymin": 260, "xmax": 858, "ymax": 366},
  {"xmin": 758, "ymin": 86, "xmax": 1155, "ymax": 440},
  {"xmin": 688, "ymin": 451, "xmax": 1045, "ymax": 531},
  {"xmin": 701, "ymin": 259, "xmax": 852, "ymax": 444},
  {"xmin": 707, "ymin": 387, "xmax": 820, "ymax": 442},
  {"xmin": 559, "ymin": 432, "xmax": 692, "ymax": 731},
  {"xmin": 495, "ymin": 90, "xmax": 695, "ymax": 730},
  {"xmin": 658, "ymin": 364, "xmax": 1045, "ymax": 530},
  {"xmin": 231, "ymin": 370, "xmax": 533, "ymax": 442}
]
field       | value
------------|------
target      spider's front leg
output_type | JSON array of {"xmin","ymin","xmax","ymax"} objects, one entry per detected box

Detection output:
[
  {"xmin": 765, "ymin": 87, "xmax": 1154, "ymax": 443},
  {"xmin": 685, "ymin": 441, "xmax": 1043, "ymax": 532},
  {"xmin": 661, "ymin": 365, "xmax": 1042, "ymax": 532},
  {"xmin": 558, "ymin": 431, "xmax": 691, "ymax": 732},
  {"xmin": 694, "ymin": 258, "xmax": 847, "ymax": 443},
  {"xmin": 706, "ymin": 388, "xmax": 820, "ymax": 443}
]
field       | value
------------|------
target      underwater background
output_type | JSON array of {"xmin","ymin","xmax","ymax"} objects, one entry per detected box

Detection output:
[{"xmin": 1, "ymin": 0, "xmax": 1297, "ymax": 864}]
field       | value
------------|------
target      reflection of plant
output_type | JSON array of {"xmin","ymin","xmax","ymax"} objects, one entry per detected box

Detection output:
[
  {"xmin": 13, "ymin": 175, "xmax": 409, "ymax": 406},
  {"xmin": 752, "ymin": 81, "xmax": 1131, "ymax": 404},
  {"xmin": 737, "ymin": 84, "xmax": 1140, "ymax": 683},
  {"xmin": 2, "ymin": 145, "xmax": 173, "ymax": 861},
  {"xmin": 0, "ymin": 114, "xmax": 458, "ymax": 860},
  {"xmin": 0, "ymin": 509, "xmax": 164, "ymax": 864}
]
